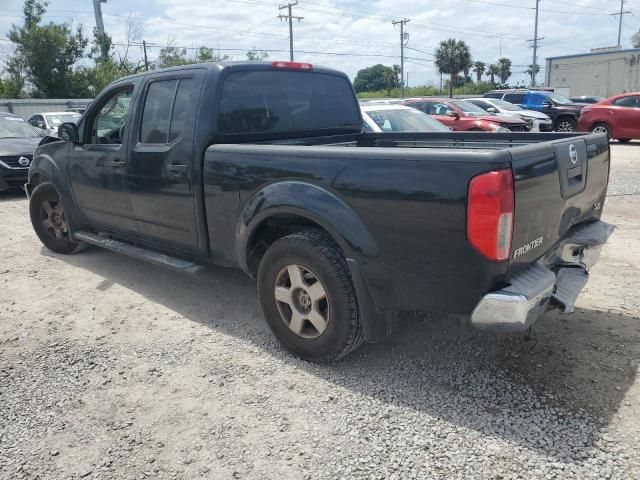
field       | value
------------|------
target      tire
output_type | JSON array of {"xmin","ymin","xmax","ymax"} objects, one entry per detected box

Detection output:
[
  {"xmin": 257, "ymin": 230, "xmax": 364, "ymax": 362},
  {"xmin": 618, "ymin": 138, "xmax": 632, "ymax": 143},
  {"xmin": 29, "ymin": 182, "xmax": 84, "ymax": 254},
  {"xmin": 554, "ymin": 117, "xmax": 577, "ymax": 132},
  {"xmin": 591, "ymin": 123, "xmax": 611, "ymax": 138}
]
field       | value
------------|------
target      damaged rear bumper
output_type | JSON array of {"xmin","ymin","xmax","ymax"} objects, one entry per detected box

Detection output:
[{"xmin": 470, "ymin": 220, "xmax": 614, "ymax": 333}]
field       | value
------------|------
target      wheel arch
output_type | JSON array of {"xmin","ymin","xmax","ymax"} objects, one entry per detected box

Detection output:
[{"xmin": 237, "ymin": 181, "xmax": 380, "ymax": 277}]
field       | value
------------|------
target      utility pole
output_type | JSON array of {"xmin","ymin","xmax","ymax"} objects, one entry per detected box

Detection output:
[
  {"xmin": 92, "ymin": 0, "xmax": 107, "ymax": 36},
  {"xmin": 278, "ymin": 2, "xmax": 303, "ymax": 61},
  {"xmin": 406, "ymin": 72, "xmax": 410, "ymax": 89},
  {"xmin": 611, "ymin": 0, "xmax": 631, "ymax": 47},
  {"xmin": 529, "ymin": 0, "xmax": 541, "ymax": 88},
  {"xmin": 142, "ymin": 40, "xmax": 149, "ymax": 71},
  {"xmin": 392, "ymin": 18, "xmax": 410, "ymax": 98}
]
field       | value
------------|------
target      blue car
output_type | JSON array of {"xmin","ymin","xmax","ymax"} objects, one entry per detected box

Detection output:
[{"xmin": 483, "ymin": 89, "xmax": 587, "ymax": 132}]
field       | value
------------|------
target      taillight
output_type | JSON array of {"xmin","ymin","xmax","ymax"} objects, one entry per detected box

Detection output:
[
  {"xmin": 271, "ymin": 61, "xmax": 313, "ymax": 70},
  {"xmin": 467, "ymin": 169, "xmax": 514, "ymax": 261}
]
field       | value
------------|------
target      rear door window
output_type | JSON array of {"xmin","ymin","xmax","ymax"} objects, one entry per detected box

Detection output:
[
  {"xmin": 503, "ymin": 93, "xmax": 525, "ymax": 104},
  {"xmin": 217, "ymin": 70, "xmax": 360, "ymax": 134},
  {"xmin": 140, "ymin": 80, "xmax": 177, "ymax": 144}
]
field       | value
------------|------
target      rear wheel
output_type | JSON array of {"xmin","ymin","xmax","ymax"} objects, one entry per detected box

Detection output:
[
  {"xmin": 257, "ymin": 230, "xmax": 363, "ymax": 362},
  {"xmin": 618, "ymin": 138, "xmax": 632, "ymax": 143},
  {"xmin": 555, "ymin": 117, "xmax": 577, "ymax": 132},
  {"xmin": 29, "ymin": 182, "xmax": 84, "ymax": 254},
  {"xmin": 591, "ymin": 123, "xmax": 610, "ymax": 138}
]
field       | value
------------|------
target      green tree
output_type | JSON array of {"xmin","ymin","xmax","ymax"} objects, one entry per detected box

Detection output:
[
  {"xmin": 352, "ymin": 64, "xmax": 399, "ymax": 93},
  {"xmin": 472, "ymin": 61, "xmax": 486, "ymax": 83},
  {"xmin": 246, "ymin": 48, "xmax": 269, "ymax": 61},
  {"xmin": 486, "ymin": 64, "xmax": 499, "ymax": 85},
  {"xmin": 434, "ymin": 38, "xmax": 472, "ymax": 98},
  {"xmin": 497, "ymin": 57, "xmax": 512, "ymax": 85},
  {"xmin": 156, "ymin": 43, "xmax": 188, "ymax": 68},
  {"xmin": 7, "ymin": 0, "xmax": 88, "ymax": 98}
]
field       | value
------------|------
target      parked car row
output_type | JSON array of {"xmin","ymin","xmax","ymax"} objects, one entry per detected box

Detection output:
[{"xmin": 361, "ymin": 89, "xmax": 639, "ymax": 141}]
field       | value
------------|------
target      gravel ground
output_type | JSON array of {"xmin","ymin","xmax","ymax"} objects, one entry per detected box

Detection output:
[{"xmin": 1, "ymin": 143, "xmax": 639, "ymax": 479}]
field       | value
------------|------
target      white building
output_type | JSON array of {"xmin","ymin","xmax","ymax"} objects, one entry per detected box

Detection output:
[{"xmin": 545, "ymin": 48, "xmax": 640, "ymax": 98}]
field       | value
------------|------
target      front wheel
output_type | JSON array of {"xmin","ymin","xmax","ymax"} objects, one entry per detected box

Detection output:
[
  {"xmin": 555, "ymin": 117, "xmax": 577, "ymax": 132},
  {"xmin": 591, "ymin": 123, "xmax": 611, "ymax": 138},
  {"xmin": 257, "ymin": 230, "xmax": 364, "ymax": 362},
  {"xmin": 29, "ymin": 182, "xmax": 84, "ymax": 254}
]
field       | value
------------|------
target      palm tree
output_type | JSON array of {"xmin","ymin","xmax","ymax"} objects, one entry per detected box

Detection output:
[
  {"xmin": 486, "ymin": 64, "xmax": 499, "ymax": 85},
  {"xmin": 497, "ymin": 57, "xmax": 512, "ymax": 85},
  {"xmin": 434, "ymin": 38, "xmax": 472, "ymax": 98},
  {"xmin": 525, "ymin": 63, "xmax": 540, "ymax": 87},
  {"xmin": 473, "ymin": 61, "xmax": 486, "ymax": 83}
]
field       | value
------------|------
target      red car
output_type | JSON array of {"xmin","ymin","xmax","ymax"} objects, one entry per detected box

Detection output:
[
  {"xmin": 578, "ymin": 92, "xmax": 640, "ymax": 142},
  {"xmin": 404, "ymin": 98, "xmax": 530, "ymax": 132}
]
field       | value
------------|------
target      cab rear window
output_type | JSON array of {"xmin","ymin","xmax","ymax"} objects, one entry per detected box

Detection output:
[{"xmin": 217, "ymin": 70, "xmax": 360, "ymax": 134}]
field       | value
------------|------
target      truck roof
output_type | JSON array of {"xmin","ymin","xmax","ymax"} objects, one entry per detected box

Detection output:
[{"xmin": 112, "ymin": 61, "xmax": 345, "ymax": 84}]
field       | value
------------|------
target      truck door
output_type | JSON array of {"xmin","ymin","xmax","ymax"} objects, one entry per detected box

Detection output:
[
  {"xmin": 127, "ymin": 72, "xmax": 202, "ymax": 251},
  {"xmin": 69, "ymin": 84, "xmax": 138, "ymax": 234}
]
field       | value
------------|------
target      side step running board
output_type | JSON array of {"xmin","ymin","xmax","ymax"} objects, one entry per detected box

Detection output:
[{"xmin": 73, "ymin": 231, "xmax": 206, "ymax": 276}]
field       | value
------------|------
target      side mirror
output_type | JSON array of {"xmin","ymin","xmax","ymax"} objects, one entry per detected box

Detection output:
[
  {"xmin": 486, "ymin": 107, "xmax": 497, "ymax": 114},
  {"xmin": 542, "ymin": 100, "xmax": 552, "ymax": 107},
  {"xmin": 448, "ymin": 111, "xmax": 461, "ymax": 118},
  {"xmin": 58, "ymin": 122, "xmax": 79, "ymax": 142}
]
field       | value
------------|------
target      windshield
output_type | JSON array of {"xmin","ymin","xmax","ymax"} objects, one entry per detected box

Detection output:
[
  {"xmin": 0, "ymin": 117, "xmax": 40, "ymax": 138},
  {"xmin": 45, "ymin": 113, "xmax": 81, "ymax": 127},
  {"xmin": 546, "ymin": 92, "xmax": 573, "ymax": 105},
  {"xmin": 451, "ymin": 100, "xmax": 489, "ymax": 116},
  {"xmin": 486, "ymin": 99, "xmax": 521, "ymax": 111},
  {"xmin": 365, "ymin": 108, "xmax": 449, "ymax": 132}
]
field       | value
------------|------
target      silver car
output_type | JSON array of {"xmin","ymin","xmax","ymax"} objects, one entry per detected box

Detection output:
[
  {"xmin": 27, "ymin": 111, "xmax": 81, "ymax": 137},
  {"xmin": 467, "ymin": 98, "xmax": 553, "ymax": 132}
]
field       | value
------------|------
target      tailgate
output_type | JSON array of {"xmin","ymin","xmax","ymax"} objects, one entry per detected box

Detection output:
[{"xmin": 508, "ymin": 133, "xmax": 610, "ymax": 271}]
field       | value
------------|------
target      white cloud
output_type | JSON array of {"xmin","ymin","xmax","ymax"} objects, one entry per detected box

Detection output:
[{"xmin": 1, "ymin": 0, "xmax": 638, "ymax": 86}]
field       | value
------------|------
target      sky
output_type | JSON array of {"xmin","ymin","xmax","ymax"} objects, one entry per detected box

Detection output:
[{"xmin": 1, "ymin": 0, "xmax": 639, "ymax": 86}]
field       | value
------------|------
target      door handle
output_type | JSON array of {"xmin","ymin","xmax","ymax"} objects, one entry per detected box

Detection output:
[
  {"xmin": 110, "ymin": 160, "xmax": 126, "ymax": 168},
  {"xmin": 166, "ymin": 164, "xmax": 187, "ymax": 173}
]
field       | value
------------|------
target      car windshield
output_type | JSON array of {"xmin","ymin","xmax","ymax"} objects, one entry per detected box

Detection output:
[
  {"xmin": 365, "ymin": 108, "xmax": 449, "ymax": 132},
  {"xmin": 0, "ymin": 117, "xmax": 40, "ymax": 138},
  {"xmin": 451, "ymin": 100, "xmax": 488, "ymax": 116},
  {"xmin": 545, "ymin": 92, "xmax": 573, "ymax": 105},
  {"xmin": 487, "ymin": 99, "xmax": 521, "ymax": 111},
  {"xmin": 45, "ymin": 113, "xmax": 81, "ymax": 127}
]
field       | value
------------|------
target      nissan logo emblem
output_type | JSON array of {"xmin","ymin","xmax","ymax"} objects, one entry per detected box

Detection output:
[
  {"xmin": 569, "ymin": 144, "xmax": 578, "ymax": 165},
  {"xmin": 18, "ymin": 156, "xmax": 30, "ymax": 167}
]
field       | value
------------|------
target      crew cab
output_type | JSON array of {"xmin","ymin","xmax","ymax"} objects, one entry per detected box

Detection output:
[
  {"xmin": 26, "ymin": 61, "xmax": 613, "ymax": 362},
  {"xmin": 484, "ymin": 89, "xmax": 587, "ymax": 132},
  {"xmin": 404, "ymin": 98, "xmax": 530, "ymax": 132}
]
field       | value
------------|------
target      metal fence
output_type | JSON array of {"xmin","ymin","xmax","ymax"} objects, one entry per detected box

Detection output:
[{"xmin": 0, "ymin": 99, "xmax": 92, "ymax": 120}]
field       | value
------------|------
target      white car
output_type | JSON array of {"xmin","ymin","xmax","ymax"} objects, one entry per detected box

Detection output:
[
  {"xmin": 360, "ymin": 104, "xmax": 450, "ymax": 133},
  {"xmin": 467, "ymin": 98, "xmax": 553, "ymax": 132},
  {"xmin": 27, "ymin": 111, "xmax": 81, "ymax": 137}
]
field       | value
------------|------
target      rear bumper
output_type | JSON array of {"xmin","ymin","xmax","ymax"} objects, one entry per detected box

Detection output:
[{"xmin": 471, "ymin": 220, "xmax": 614, "ymax": 333}]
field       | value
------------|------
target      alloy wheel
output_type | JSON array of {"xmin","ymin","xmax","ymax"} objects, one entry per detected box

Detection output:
[{"xmin": 274, "ymin": 264, "xmax": 330, "ymax": 339}]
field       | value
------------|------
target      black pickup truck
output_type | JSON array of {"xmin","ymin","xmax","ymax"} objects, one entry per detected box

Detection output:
[{"xmin": 26, "ymin": 61, "xmax": 613, "ymax": 362}]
